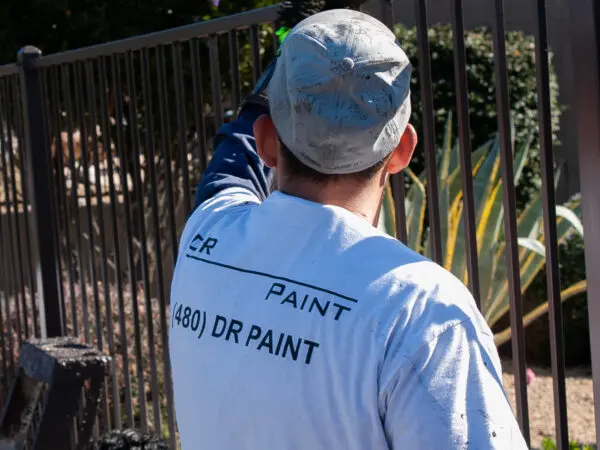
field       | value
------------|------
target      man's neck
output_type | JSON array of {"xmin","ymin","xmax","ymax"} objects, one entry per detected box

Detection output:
[{"xmin": 279, "ymin": 179, "xmax": 385, "ymax": 226}]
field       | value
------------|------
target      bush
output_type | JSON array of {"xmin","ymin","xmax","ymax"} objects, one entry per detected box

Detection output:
[
  {"xmin": 518, "ymin": 234, "xmax": 589, "ymax": 367},
  {"xmin": 394, "ymin": 25, "xmax": 561, "ymax": 209},
  {"xmin": 542, "ymin": 436, "xmax": 596, "ymax": 450}
]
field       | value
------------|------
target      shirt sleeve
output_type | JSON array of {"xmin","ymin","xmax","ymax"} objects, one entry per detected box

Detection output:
[
  {"xmin": 380, "ymin": 319, "xmax": 528, "ymax": 449},
  {"xmin": 193, "ymin": 103, "xmax": 275, "ymax": 210}
]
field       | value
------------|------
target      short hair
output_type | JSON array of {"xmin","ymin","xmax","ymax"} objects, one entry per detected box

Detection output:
[
  {"xmin": 89, "ymin": 429, "xmax": 169, "ymax": 450},
  {"xmin": 279, "ymin": 140, "xmax": 389, "ymax": 185}
]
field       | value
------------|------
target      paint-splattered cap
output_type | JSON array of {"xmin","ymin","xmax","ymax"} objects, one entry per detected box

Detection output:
[{"xmin": 267, "ymin": 9, "xmax": 412, "ymax": 175}]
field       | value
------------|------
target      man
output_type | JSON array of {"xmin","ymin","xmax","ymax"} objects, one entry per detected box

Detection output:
[{"xmin": 170, "ymin": 9, "xmax": 527, "ymax": 449}]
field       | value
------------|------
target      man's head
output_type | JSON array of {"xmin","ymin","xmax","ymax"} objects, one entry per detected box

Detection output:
[{"xmin": 254, "ymin": 9, "xmax": 417, "ymax": 222}]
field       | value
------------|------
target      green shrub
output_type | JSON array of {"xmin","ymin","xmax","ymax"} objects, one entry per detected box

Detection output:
[
  {"xmin": 522, "ymin": 234, "xmax": 589, "ymax": 367},
  {"xmin": 394, "ymin": 25, "xmax": 561, "ymax": 209},
  {"xmin": 542, "ymin": 436, "xmax": 596, "ymax": 450}
]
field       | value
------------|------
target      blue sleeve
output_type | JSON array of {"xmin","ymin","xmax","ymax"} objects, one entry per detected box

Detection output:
[{"xmin": 194, "ymin": 104, "xmax": 274, "ymax": 209}]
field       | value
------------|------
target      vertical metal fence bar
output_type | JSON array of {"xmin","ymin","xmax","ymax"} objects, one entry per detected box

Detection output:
[
  {"xmin": 450, "ymin": 0, "xmax": 481, "ymax": 306},
  {"xmin": 250, "ymin": 24, "xmax": 262, "ymax": 83},
  {"xmin": 41, "ymin": 68, "xmax": 68, "ymax": 338},
  {"xmin": 61, "ymin": 63, "xmax": 90, "ymax": 342},
  {"xmin": 72, "ymin": 63, "xmax": 93, "ymax": 338},
  {"xmin": 124, "ymin": 50, "xmax": 149, "ymax": 432},
  {"xmin": 568, "ymin": 0, "xmax": 600, "ymax": 443},
  {"xmin": 0, "ymin": 87, "xmax": 16, "ymax": 376},
  {"xmin": 141, "ymin": 47, "xmax": 177, "ymax": 446},
  {"xmin": 208, "ymin": 36, "xmax": 224, "ymax": 131},
  {"xmin": 190, "ymin": 40, "xmax": 209, "ymax": 175},
  {"xmin": 534, "ymin": 0, "xmax": 569, "ymax": 446},
  {"xmin": 17, "ymin": 46, "xmax": 63, "ymax": 338},
  {"xmin": 12, "ymin": 76, "xmax": 39, "ymax": 338},
  {"xmin": 98, "ymin": 55, "xmax": 124, "ymax": 431},
  {"xmin": 228, "ymin": 31, "xmax": 242, "ymax": 112},
  {"xmin": 110, "ymin": 53, "xmax": 135, "ymax": 428},
  {"xmin": 0, "ymin": 263, "xmax": 7, "ymax": 391},
  {"xmin": 157, "ymin": 46, "xmax": 179, "ymax": 266},
  {"xmin": 158, "ymin": 41, "xmax": 179, "ymax": 434},
  {"xmin": 0, "ymin": 78, "xmax": 24, "ymax": 346},
  {"xmin": 8, "ymin": 72, "xmax": 26, "ymax": 373},
  {"xmin": 172, "ymin": 43, "xmax": 192, "ymax": 214},
  {"xmin": 4, "ymin": 77, "xmax": 31, "ymax": 339},
  {"xmin": 414, "ymin": 0, "xmax": 443, "ymax": 264},
  {"xmin": 380, "ymin": 0, "xmax": 396, "ymax": 29},
  {"xmin": 40, "ymin": 69, "xmax": 68, "ymax": 336},
  {"xmin": 390, "ymin": 175, "xmax": 408, "ymax": 243},
  {"xmin": 74, "ymin": 61, "xmax": 102, "ymax": 350},
  {"xmin": 76, "ymin": 59, "xmax": 104, "ymax": 437},
  {"xmin": 491, "ymin": 0, "xmax": 530, "ymax": 443},
  {"xmin": 86, "ymin": 59, "xmax": 114, "ymax": 430},
  {"xmin": 49, "ymin": 66, "xmax": 79, "ymax": 336},
  {"xmin": 379, "ymin": 0, "xmax": 409, "ymax": 244},
  {"xmin": 0, "ymin": 246, "xmax": 15, "ymax": 379},
  {"xmin": 0, "ymin": 149, "xmax": 8, "ymax": 378},
  {"xmin": 139, "ymin": 47, "xmax": 163, "ymax": 433},
  {"xmin": 86, "ymin": 60, "xmax": 110, "ymax": 351}
]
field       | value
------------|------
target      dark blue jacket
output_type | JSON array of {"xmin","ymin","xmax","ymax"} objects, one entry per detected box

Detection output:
[{"xmin": 194, "ymin": 104, "xmax": 274, "ymax": 209}]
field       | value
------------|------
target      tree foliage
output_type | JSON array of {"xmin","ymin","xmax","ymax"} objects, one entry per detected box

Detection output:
[{"xmin": 0, "ymin": 0, "xmax": 276, "ymax": 65}]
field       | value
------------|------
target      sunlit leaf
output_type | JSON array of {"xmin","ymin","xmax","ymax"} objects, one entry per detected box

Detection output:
[
  {"xmin": 405, "ymin": 167, "xmax": 426, "ymax": 253},
  {"xmin": 556, "ymin": 205, "xmax": 584, "ymax": 237},
  {"xmin": 517, "ymin": 237, "xmax": 546, "ymax": 256}
]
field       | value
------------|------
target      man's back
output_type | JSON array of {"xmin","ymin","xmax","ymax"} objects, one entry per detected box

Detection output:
[
  {"xmin": 170, "ymin": 186, "xmax": 524, "ymax": 449},
  {"xmin": 170, "ymin": 9, "xmax": 526, "ymax": 448}
]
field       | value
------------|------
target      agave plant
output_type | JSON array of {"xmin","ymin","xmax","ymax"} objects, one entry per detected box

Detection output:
[{"xmin": 379, "ymin": 117, "xmax": 587, "ymax": 346}]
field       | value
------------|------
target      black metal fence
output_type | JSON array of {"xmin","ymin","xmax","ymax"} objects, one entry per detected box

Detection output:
[{"xmin": 0, "ymin": 0, "xmax": 599, "ymax": 449}]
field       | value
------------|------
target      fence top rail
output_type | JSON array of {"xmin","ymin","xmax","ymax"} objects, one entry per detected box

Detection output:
[
  {"xmin": 0, "ymin": 64, "xmax": 18, "ymax": 77},
  {"xmin": 34, "ymin": 4, "xmax": 280, "ymax": 68}
]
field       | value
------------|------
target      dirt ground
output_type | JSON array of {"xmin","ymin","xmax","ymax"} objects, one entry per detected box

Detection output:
[{"xmin": 502, "ymin": 361, "xmax": 596, "ymax": 449}]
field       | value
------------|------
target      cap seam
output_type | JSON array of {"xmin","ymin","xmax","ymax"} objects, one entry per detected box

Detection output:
[{"xmin": 330, "ymin": 22, "xmax": 360, "ymax": 169}]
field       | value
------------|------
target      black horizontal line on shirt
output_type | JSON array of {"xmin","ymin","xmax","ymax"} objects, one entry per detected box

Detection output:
[{"xmin": 185, "ymin": 253, "xmax": 358, "ymax": 303}]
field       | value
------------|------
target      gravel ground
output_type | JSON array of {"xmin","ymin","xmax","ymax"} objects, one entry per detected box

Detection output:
[{"xmin": 502, "ymin": 361, "xmax": 596, "ymax": 449}]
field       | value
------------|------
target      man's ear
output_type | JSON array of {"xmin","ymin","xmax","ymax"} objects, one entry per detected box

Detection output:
[
  {"xmin": 254, "ymin": 115, "xmax": 279, "ymax": 168},
  {"xmin": 387, "ymin": 124, "xmax": 418, "ymax": 174}
]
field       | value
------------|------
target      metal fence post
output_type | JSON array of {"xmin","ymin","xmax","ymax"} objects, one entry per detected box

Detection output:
[
  {"xmin": 17, "ymin": 46, "xmax": 63, "ymax": 338},
  {"xmin": 568, "ymin": 0, "xmax": 600, "ymax": 445}
]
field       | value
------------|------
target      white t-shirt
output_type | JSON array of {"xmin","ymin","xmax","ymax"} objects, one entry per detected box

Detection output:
[{"xmin": 169, "ymin": 187, "xmax": 527, "ymax": 449}]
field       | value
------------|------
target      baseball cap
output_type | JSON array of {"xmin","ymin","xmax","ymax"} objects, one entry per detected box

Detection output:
[{"xmin": 266, "ymin": 9, "xmax": 412, "ymax": 175}]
